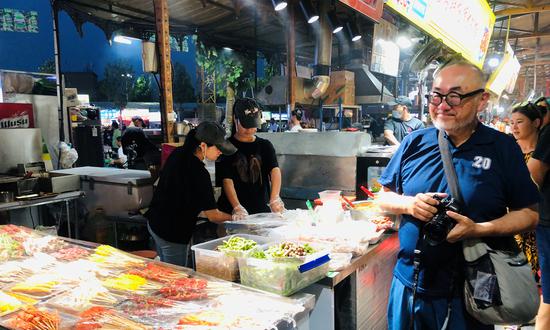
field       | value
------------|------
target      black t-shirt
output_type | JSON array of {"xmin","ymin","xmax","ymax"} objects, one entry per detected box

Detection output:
[
  {"xmin": 146, "ymin": 147, "xmax": 217, "ymax": 244},
  {"xmin": 121, "ymin": 127, "xmax": 157, "ymax": 158},
  {"xmin": 533, "ymin": 125, "xmax": 550, "ymax": 226},
  {"xmin": 217, "ymin": 136, "xmax": 279, "ymax": 214}
]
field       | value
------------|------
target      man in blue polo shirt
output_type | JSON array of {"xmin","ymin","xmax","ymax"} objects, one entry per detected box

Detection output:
[{"xmin": 378, "ymin": 59, "xmax": 540, "ymax": 329}]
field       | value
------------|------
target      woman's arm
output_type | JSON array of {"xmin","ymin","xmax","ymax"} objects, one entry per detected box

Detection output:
[{"xmin": 203, "ymin": 209, "xmax": 232, "ymax": 223}]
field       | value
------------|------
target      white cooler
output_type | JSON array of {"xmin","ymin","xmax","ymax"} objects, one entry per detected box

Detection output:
[{"xmin": 51, "ymin": 167, "xmax": 153, "ymax": 215}]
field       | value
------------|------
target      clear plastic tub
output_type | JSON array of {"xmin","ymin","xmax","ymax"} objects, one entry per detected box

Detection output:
[
  {"xmin": 318, "ymin": 190, "xmax": 341, "ymax": 203},
  {"xmin": 191, "ymin": 234, "xmax": 273, "ymax": 282},
  {"xmin": 238, "ymin": 242, "xmax": 330, "ymax": 296}
]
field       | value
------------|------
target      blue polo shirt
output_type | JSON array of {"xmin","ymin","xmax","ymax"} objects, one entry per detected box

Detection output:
[{"xmin": 379, "ymin": 124, "xmax": 540, "ymax": 296}]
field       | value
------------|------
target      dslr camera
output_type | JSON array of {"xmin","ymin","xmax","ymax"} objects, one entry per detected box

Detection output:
[{"xmin": 423, "ymin": 195, "xmax": 461, "ymax": 246}]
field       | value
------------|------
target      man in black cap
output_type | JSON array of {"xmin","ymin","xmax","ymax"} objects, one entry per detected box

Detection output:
[
  {"xmin": 384, "ymin": 96, "xmax": 424, "ymax": 145},
  {"xmin": 217, "ymin": 98, "xmax": 285, "ymax": 220}
]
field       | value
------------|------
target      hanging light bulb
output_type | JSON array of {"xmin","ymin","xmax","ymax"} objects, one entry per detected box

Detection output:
[
  {"xmin": 347, "ymin": 22, "xmax": 361, "ymax": 42},
  {"xmin": 327, "ymin": 11, "xmax": 343, "ymax": 34},
  {"xmin": 299, "ymin": 1, "xmax": 319, "ymax": 24},
  {"xmin": 271, "ymin": 0, "xmax": 288, "ymax": 11}
]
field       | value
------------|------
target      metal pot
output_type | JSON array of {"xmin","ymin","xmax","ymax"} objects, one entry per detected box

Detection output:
[{"xmin": 0, "ymin": 191, "xmax": 14, "ymax": 203}]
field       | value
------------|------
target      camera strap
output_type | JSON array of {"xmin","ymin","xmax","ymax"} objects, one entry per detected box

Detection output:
[
  {"xmin": 437, "ymin": 130, "xmax": 466, "ymax": 330},
  {"xmin": 437, "ymin": 130, "xmax": 464, "ymax": 205}
]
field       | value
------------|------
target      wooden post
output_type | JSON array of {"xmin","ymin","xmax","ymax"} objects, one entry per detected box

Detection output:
[
  {"xmin": 287, "ymin": 1, "xmax": 296, "ymax": 112},
  {"xmin": 154, "ymin": 0, "xmax": 174, "ymax": 143}
]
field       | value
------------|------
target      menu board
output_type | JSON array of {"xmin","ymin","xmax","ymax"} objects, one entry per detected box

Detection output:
[
  {"xmin": 0, "ymin": 8, "xmax": 39, "ymax": 33},
  {"xmin": 386, "ymin": 0, "xmax": 495, "ymax": 68}
]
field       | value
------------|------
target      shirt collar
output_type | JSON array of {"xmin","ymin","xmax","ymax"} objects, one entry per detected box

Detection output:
[{"xmin": 442, "ymin": 122, "xmax": 494, "ymax": 150}]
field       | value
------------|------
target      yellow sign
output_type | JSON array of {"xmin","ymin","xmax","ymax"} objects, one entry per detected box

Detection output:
[
  {"xmin": 386, "ymin": 0, "xmax": 495, "ymax": 68},
  {"xmin": 486, "ymin": 43, "xmax": 521, "ymax": 96}
]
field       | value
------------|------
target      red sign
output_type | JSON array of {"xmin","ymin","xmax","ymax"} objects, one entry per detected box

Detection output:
[
  {"xmin": 339, "ymin": 0, "xmax": 384, "ymax": 22},
  {"xmin": 0, "ymin": 103, "xmax": 34, "ymax": 128}
]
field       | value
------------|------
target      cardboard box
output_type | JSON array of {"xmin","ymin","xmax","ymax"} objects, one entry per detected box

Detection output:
[{"xmin": 322, "ymin": 71, "xmax": 356, "ymax": 105}]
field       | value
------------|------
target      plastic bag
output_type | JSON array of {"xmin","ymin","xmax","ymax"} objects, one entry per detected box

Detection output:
[{"xmin": 59, "ymin": 142, "xmax": 78, "ymax": 169}]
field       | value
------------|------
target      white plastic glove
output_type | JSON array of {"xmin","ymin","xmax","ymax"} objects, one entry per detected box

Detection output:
[
  {"xmin": 269, "ymin": 196, "xmax": 286, "ymax": 214},
  {"xmin": 232, "ymin": 204, "xmax": 249, "ymax": 221}
]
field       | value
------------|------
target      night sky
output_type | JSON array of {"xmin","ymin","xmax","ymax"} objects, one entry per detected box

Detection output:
[{"xmin": 0, "ymin": 0, "xmax": 197, "ymax": 86}]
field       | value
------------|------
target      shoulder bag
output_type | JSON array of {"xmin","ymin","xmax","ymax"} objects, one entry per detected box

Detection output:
[{"xmin": 438, "ymin": 130, "xmax": 539, "ymax": 325}]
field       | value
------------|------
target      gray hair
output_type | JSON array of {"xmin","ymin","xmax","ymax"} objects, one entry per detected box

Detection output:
[{"xmin": 433, "ymin": 55, "xmax": 487, "ymax": 86}]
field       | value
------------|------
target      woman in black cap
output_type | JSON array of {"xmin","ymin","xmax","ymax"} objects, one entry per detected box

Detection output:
[
  {"xmin": 146, "ymin": 121, "xmax": 236, "ymax": 266},
  {"xmin": 217, "ymin": 98, "xmax": 285, "ymax": 220}
]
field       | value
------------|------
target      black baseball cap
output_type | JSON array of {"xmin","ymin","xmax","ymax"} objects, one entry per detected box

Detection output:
[
  {"xmin": 234, "ymin": 98, "xmax": 262, "ymax": 129},
  {"xmin": 195, "ymin": 122, "xmax": 237, "ymax": 155},
  {"xmin": 387, "ymin": 96, "xmax": 413, "ymax": 107},
  {"xmin": 291, "ymin": 108, "xmax": 303, "ymax": 120}
]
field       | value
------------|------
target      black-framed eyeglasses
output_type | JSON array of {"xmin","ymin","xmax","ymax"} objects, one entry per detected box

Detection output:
[{"xmin": 426, "ymin": 89, "xmax": 485, "ymax": 107}]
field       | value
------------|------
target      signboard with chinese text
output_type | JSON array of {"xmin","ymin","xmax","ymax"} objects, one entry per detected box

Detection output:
[
  {"xmin": 339, "ymin": 0, "xmax": 383, "ymax": 22},
  {"xmin": 386, "ymin": 0, "xmax": 495, "ymax": 68}
]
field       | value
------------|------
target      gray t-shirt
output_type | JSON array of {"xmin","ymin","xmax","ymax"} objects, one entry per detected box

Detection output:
[{"xmin": 384, "ymin": 117, "xmax": 424, "ymax": 142}]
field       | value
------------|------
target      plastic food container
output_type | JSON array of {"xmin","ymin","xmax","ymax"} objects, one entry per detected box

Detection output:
[
  {"xmin": 191, "ymin": 234, "xmax": 273, "ymax": 282},
  {"xmin": 238, "ymin": 243, "xmax": 330, "ymax": 296},
  {"xmin": 318, "ymin": 190, "xmax": 341, "ymax": 203}
]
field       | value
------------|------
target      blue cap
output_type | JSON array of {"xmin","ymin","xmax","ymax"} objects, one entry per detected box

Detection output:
[{"xmin": 387, "ymin": 96, "xmax": 413, "ymax": 107}]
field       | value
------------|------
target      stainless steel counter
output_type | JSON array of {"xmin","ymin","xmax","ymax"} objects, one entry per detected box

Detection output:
[
  {"xmin": 300, "ymin": 233, "xmax": 399, "ymax": 330},
  {"xmin": 257, "ymin": 132, "xmax": 372, "ymax": 200}
]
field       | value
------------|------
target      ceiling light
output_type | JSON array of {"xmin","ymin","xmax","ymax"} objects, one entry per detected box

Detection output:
[
  {"xmin": 396, "ymin": 35, "xmax": 412, "ymax": 49},
  {"xmin": 272, "ymin": 0, "xmax": 287, "ymax": 11},
  {"xmin": 347, "ymin": 22, "xmax": 361, "ymax": 42},
  {"xmin": 488, "ymin": 57, "xmax": 500, "ymax": 68},
  {"xmin": 299, "ymin": 1, "xmax": 319, "ymax": 24},
  {"xmin": 113, "ymin": 35, "xmax": 132, "ymax": 45},
  {"xmin": 327, "ymin": 11, "xmax": 343, "ymax": 34}
]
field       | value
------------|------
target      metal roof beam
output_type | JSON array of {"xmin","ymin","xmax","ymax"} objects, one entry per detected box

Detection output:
[
  {"xmin": 493, "ymin": 31, "xmax": 550, "ymax": 40},
  {"xmin": 495, "ymin": 13, "xmax": 531, "ymax": 22},
  {"xmin": 492, "ymin": 1, "xmax": 527, "ymax": 6},
  {"xmin": 494, "ymin": 5, "xmax": 550, "ymax": 17},
  {"xmin": 519, "ymin": 59, "xmax": 550, "ymax": 66},
  {"xmin": 92, "ymin": 0, "xmax": 152, "ymax": 17}
]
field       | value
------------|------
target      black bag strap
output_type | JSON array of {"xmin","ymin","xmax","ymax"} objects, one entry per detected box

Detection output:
[{"xmin": 438, "ymin": 130, "xmax": 464, "ymax": 206}]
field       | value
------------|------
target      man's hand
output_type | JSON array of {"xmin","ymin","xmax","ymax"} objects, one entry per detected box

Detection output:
[
  {"xmin": 269, "ymin": 196, "xmax": 286, "ymax": 214},
  {"xmin": 446, "ymin": 211, "xmax": 478, "ymax": 243},
  {"xmin": 231, "ymin": 205, "xmax": 249, "ymax": 221},
  {"xmin": 407, "ymin": 193, "xmax": 447, "ymax": 222}
]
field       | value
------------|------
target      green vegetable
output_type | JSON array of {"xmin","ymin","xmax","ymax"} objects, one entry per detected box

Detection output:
[
  {"xmin": 217, "ymin": 236, "xmax": 258, "ymax": 253},
  {"xmin": 249, "ymin": 250, "xmax": 266, "ymax": 259}
]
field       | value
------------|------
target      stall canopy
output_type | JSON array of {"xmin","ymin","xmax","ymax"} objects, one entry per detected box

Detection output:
[{"xmin": 55, "ymin": 0, "xmax": 376, "ymax": 61}]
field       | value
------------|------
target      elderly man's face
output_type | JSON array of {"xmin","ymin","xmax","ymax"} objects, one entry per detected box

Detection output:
[{"xmin": 429, "ymin": 65, "xmax": 488, "ymax": 132}]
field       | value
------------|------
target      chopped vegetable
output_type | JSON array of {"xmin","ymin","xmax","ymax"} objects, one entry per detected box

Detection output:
[{"xmin": 216, "ymin": 236, "xmax": 258, "ymax": 253}]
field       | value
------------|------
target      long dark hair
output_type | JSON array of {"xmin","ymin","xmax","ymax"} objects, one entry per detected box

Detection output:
[
  {"xmin": 181, "ymin": 129, "xmax": 213, "ymax": 160},
  {"xmin": 512, "ymin": 103, "xmax": 543, "ymax": 130}
]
